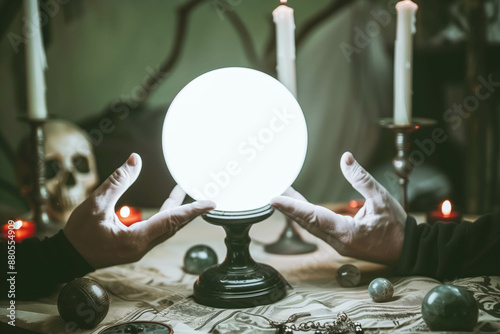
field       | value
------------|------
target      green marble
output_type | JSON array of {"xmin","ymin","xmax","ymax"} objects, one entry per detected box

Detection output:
[
  {"xmin": 336, "ymin": 264, "xmax": 361, "ymax": 287},
  {"xmin": 422, "ymin": 284, "xmax": 478, "ymax": 331},
  {"xmin": 368, "ymin": 278, "xmax": 394, "ymax": 302},
  {"xmin": 183, "ymin": 244, "xmax": 218, "ymax": 275}
]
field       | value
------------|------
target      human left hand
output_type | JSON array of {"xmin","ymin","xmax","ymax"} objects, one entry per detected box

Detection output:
[{"xmin": 271, "ymin": 152, "xmax": 407, "ymax": 265}]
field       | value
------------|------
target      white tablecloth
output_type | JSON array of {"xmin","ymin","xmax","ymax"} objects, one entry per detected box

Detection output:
[{"xmin": 1, "ymin": 210, "xmax": 499, "ymax": 333}]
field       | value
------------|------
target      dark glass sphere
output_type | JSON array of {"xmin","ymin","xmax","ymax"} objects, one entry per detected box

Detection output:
[
  {"xmin": 57, "ymin": 277, "xmax": 109, "ymax": 329},
  {"xmin": 184, "ymin": 244, "xmax": 218, "ymax": 275},
  {"xmin": 336, "ymin": 264, "xmax": 361, "ymax": 287},
  {"xmin": 422, "ymin": 284, "xmax": 478, "ymax": 331}
]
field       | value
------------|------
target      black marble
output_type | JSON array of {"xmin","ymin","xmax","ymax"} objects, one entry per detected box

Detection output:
[{"xmin": 57, "ymin": 277, "xmax": 109, "ymax": 329}]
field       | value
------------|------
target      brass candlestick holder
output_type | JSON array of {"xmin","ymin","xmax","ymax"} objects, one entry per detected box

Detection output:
[{"xmin": 379, "ymin": 118, "xmax": 437, "ymax": 211}]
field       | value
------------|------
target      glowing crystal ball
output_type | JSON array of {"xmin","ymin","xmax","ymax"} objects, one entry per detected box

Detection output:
[{"xmin": 162, "ymin": 67, "xmax": 307, "ymax": 211}]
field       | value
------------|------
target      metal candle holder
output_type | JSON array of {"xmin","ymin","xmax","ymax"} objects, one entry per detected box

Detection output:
[
  {"xmin": 379, "ymin": 117, "xmax": 436, "ymax": 211},
  {"xmin": 193, "ymin": 205, "xmax": 287, "ymax": 308},
  {"xmin": 28, "ymin": 119, "xmax": 52, "ymax": 228},
  {"xmin": 264, "ymin": 218, "xmax": 317, "ymax": 255}
]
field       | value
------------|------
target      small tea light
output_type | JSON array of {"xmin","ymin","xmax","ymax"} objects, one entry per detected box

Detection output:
[
  {"xmin": 116, "ymin": 206, "xmax": 141, "ymax": 226},
  {"xmin": 2, "ymin": 220, "xmax": 36, "ymax": 242},
  {"xmin": 427, "ymin": 200, "xmax": 462, "ymax": 225},
  {"xmin": 336, "ymin": 199, "xmax": 365, "ymax": 217}
]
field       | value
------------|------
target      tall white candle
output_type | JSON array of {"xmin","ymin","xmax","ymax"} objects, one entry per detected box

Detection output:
[
  {"xmin": 24, "ymin": 0, "xmax": 48, "ymax": 120},
  {"xmin": 273, "ymin": 0, "xmax": 297, "ymax": 97},
  {"xmin": 393, "ymin": 0, "xmax": 418, "ymax": 125}
]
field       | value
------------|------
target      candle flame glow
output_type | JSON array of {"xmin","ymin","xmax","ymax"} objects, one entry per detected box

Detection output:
[
  {"xmin": 441, "ymin": 200, "xmax": 452, "ymax": 217},
  {"xmin": 349, "ymin": 200, "xmax": 358, "ymax": 208},
  {"xmin": 14, "ymin": 220, "xmax": 23, "ymax": 229},
  {"xmin": 120, "ymin": 206, "xmax": 131, "ymax": 218}
]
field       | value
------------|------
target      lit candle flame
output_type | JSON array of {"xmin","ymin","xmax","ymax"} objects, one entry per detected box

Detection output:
[
  {"xmin": 349, "ymin": 200, "xmax": 358, "ymax": 208},
  {"xmin": 441, "ymin": 200, "xmax": 451, "ymax": 217},
  {"xmin": 120, "ymin": 206, "xmax": 131, "ymax": 218},
  {"xmin": 14, "ymin": 220, "xmax": 23, "ymax": 229}
]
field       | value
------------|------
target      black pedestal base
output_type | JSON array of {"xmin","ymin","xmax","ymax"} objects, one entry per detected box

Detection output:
[
  {"xmin": 193, "ymin": 262, "xmax": 287, "ymax": 308},
  {"xmin": 193, "ymin": 205, "xmax": 288, "ymax": 308}
]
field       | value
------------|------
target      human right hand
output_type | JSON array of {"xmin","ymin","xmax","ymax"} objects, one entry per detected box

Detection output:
[{"xmin": 64, "ymin": 153, "xmax": 215, "ymax": 269}]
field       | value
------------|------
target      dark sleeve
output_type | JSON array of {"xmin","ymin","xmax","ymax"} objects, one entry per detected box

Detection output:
[
  {"xmin": 1, "ymin": 230, "xmax": 94, "ymax": 300},
  {"xmin": 396, "ymin": 213, "xmax": 500, "ymax": 280}
]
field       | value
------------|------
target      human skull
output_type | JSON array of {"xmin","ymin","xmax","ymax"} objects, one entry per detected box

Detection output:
[{"xmin": 17, "ymin": 120, "xmax": 99, "ymax": 223}]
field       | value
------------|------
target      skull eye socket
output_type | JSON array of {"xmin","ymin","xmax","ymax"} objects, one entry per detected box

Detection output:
[
  {"xmin": 45, "ymin": 159, "xmax": 60, "ymax": 179},
  {"xmin": 73, "ymin": 154, "xmax": 90, "ymax": 173}
]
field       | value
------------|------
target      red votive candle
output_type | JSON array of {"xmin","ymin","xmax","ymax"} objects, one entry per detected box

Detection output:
[
  {"xmin": 426, "ymin": 200, "xmax": 462, "ymax": 225},
  {"xmin": 328, "ymin": 199, "xmax": 365, "ymax": 217},
  {"xmin": 345, "ymin": 199, "xmax": 365, "ymax": 217},
  {"xmin": 116, "ymin": 206, "xmax": 142, "ymax": 226},
  {"xmin": 2, "ymin": 220, "xmax": 36, "ymax": 242}
]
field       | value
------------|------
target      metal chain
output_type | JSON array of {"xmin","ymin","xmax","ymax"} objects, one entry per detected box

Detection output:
[{"xmin": 270, "ymin": 312, "xmax": 363, "ymax": 334}]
